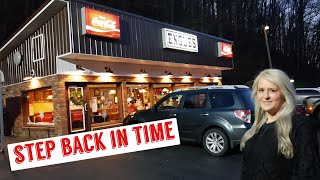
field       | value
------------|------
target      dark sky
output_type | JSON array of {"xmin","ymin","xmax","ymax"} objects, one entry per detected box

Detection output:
[{"xmin": 0, "ymin": 0, "xmax": 47, "ymax": 47}]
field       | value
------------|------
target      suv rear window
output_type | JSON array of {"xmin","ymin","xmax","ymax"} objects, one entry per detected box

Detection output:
[
  {"xmin": 238, "ymin": 90, "xmax": 254, "ymax": 110},
  {"xmin": 210, "ymin": 92, "xmax": 235, "ymax": 108}
]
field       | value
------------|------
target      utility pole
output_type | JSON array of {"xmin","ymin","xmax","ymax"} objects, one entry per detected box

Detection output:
[{"xmin": 263, "ymin": 25, "xmax": 272, "ymax": 68}]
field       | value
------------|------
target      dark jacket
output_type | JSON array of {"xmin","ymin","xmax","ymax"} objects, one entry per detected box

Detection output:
[{"xmin": 241, "ymin": 114, "xmax": 320, "ymax": 180}]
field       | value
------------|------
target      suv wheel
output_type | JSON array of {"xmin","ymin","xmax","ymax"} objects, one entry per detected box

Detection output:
[{"xmin": 203, "ymin": 128, "xmax": 229, "ymax": 156}]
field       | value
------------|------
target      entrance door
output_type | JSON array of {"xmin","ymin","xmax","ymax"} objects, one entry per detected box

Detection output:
[{"xmin": 68, "ymin": 86, "xmax": 88, "ymax": 133}]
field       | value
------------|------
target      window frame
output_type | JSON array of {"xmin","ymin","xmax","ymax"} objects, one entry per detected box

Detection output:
[
  {"xmin": 209, "ymin": 90, "xmax": 236, "ymax": 109},
  {"xmin": 182, "ymin": 91, "xmax": 208, "ymax": 110},
  {"xmin": 31, "ymin": 34, "xmax": 45, "ymax": 62},
  {"xmin": 22, "ymin": 86, "xmax": 54, "ymax": 128},
  {"xmin": 155, "ymin": 92, "xmax": 184, "ymax": 111}
]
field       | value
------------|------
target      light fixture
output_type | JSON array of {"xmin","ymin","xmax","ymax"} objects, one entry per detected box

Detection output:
[
  {"xmin": 76, "ymin": 65, "xmax": 84, "ymax": 72},
  {"xmin": 290, "ymin": 79, "xmax": 294, "ymax": 83},
  {"xmin": 214, "ymin": 74, "xmax": 222, "ymax": 79},
  {"xmin": 140, "ymin": 69, "xmax": 148, "ymax": 76},
  {"xmin": 165, "ymin": 71, "xmax": 173, "ymax": 77},
  {"xmin": 263, "ymin": 25, "xmax": 269, "ymax": 31},
  {"xmin": 139, "ymin": 89, "xmax": 148, "ymax": 93},
  {"xmin": 162, "ymin": 88, "xmax": 170, "ymax": 93},
  {"xmin": 109, "ymin": 89, "xmax": 116, "ymax": 94},
  {"xmin": 46, "ymin": 95, "xmax": 53, "ymax": 100},
  {"xmin": 105, "ymin": 67, "xmax": 114, "ymax": 75},
  {"xmin": 185, "ymin": 72, "xmax": 192, "ymax": 76},
  {"xmin": 23, "ymin": 70, "xmax": 35, "ymax": 81},
  {"xmin": 204, "ymin": 73, "xmax": 212, "ymax": 77}
]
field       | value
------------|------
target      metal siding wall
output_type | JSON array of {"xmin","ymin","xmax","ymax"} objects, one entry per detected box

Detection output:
[
  {"xmin": 0, "ymin": 6, "xmax": 70, "ymax": 86},
  {"xmin": 70, "ymin": 1, "xmax": 233, "ymax": 68}
]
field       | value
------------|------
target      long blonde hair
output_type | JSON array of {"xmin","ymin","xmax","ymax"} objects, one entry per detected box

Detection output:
[{"xmin": 240, "ymin": 69, "xmax": 296, "ymax": 159}]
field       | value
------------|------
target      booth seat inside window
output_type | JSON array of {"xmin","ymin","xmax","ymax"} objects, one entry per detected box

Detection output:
[{"xmin": 23, "ymin": 87, "xmax": 54, "ymax": 126}]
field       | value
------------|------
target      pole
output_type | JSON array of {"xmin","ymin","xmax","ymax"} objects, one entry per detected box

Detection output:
[
  {"xmin": 263, "ymin": 28, "xmax": 273, "ymax": 68},
  {"xmin": 0, "ymin": 70, "xmax": 4, "ymax": 153}
]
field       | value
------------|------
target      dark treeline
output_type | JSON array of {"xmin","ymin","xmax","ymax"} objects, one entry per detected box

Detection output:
[
  {"xmin": 89, "ymin": 0, "xmax": 320, "ymax": 86},
  {"xmin": 1, "ymin": 0, "xmax": 319, "ymax": 86}
]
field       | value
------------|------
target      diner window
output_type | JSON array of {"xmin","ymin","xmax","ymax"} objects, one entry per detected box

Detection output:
[
  {"xmin": 22, "ymin": 87, "xmax": 54, "ymax": 126},
  {"xmin": 89, "ymin": 86, "xmax": 119, "ymax": 124},
  {"xmin": 173, "ymin": 84, "xmax": 192, "ymax": 91},
  {"xmin": 157, "ymin": 94, "xmax": 183, "ymax": 110},
  {"xmin": 153, "ymin": 84, "xmax": 172, "ymax": 104},
  {"xmin": 126, "ymin": 84, "xmax": 150, "ymax": 113}
]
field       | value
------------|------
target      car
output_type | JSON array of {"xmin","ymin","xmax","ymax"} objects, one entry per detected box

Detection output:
[
  {"xmin": 303, "ymin": 95, "xmax": 320, "ymax": 118},
  {"xmin": 295, "ymin": 88, "xmax": 320, "ymax": 114},
  {"xmin": 123, "ymin": 85, "xmax": 254, "ymax": 156}
]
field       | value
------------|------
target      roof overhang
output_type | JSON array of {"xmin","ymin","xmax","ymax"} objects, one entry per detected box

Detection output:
[
  {"xmin": 59, "ymin": 53, "xmax": 233, "ymax": 71},
  {"xmin": 0, "ymin": 0, "xmax": 68, "ymax": 60}
]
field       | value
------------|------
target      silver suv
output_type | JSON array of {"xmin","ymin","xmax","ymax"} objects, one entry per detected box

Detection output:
[{"xmin": 123, "ymin": 85, "xmax": 254, "ymax": 156}]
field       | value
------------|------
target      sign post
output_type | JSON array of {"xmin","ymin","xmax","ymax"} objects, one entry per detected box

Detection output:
[{"xmin": 0, "ymin": 70, "xmax": 4, "ymax": 153}]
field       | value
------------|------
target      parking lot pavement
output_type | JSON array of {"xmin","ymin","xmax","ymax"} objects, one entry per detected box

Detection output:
[
  {"xmin": 1, "ymin": 130, "xmax": 319, "ymax": 180},
  {"xmin": 0, "ymin": 137, "xmax": 243, "ymax": 180}
]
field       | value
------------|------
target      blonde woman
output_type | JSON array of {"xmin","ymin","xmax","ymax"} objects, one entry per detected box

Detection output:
[{"xmin": 240, "ymin": 69, "xmax": 320, "ymax": 180}]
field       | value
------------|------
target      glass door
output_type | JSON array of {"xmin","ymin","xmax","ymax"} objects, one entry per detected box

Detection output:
[{"xmin": 68, "ymin": 86, "xmax": 87, "ymax": 133}]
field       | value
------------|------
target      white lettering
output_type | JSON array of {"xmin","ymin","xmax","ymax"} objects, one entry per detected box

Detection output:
[
  {"xmin": 222, "ymin": 45, "xmax": 232, "ymax": 54},
  {"xmin": 92, "ymin": 17, "xmax": 116, "ymax": 30},
  {"xmin": 162, "ymin": 28, "xmax": 198, "ymax": 52}
]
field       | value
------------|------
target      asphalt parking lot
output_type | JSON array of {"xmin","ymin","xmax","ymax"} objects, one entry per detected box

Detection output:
[
  {"xmin": 0, "ymin": 139, "xmax": 243, "ymax": 180},
  {"xmin": 1, "ymin": 130, "xmax": 319, "ymax": 180}
]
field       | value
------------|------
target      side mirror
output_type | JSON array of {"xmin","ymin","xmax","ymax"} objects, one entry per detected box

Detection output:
[{"xmin": 152, "ymin": 105, "xmax": 158, "ymax": 112}]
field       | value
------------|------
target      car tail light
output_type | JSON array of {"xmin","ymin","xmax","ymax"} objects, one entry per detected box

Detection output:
[
  {"xmin": 306, "ymin": 105, "xmax": 313, "ymax": 113},
  {"xmin": 234, "ymin": 110, "xmax": 251, "ymax": 123}
]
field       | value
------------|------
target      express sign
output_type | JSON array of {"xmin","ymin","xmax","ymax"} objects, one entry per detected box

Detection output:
[
  {"xmin": 81, "ymin": 7, "xmax": 120, "ymax": 39},
  {"xmin": 217, "ymin": 42, "xmax": 233, "ymax": 58},
  {"xmin": 162, "ymin": 28, "xmax": 198, "ymax": 52}
]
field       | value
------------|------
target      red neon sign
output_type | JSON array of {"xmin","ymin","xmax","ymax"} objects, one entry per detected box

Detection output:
[
  {"xmin": 81, "ymin": 7, "xmax": 120, "ymax": 39},
  {"xmin": 217, "ymin": 42, "xmax": 233, "ymax": 58}
]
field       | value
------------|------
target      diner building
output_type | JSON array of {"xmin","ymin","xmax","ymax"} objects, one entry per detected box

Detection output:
[{"xmin": 0, "ymin": 0, "xmax": 234, "ymax": 139}]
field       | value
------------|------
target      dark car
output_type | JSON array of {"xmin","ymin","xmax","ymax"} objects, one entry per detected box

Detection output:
[
  {"xmin": 295, "ymin": 88, "xmax": 320, "ymax": 114},
  {"xmin": 303, "ymin": 95, "xmax": 320, "ymax": 118},
  {"xmin": 123, "ymin": 85, "xmax": 254, "ymax": 156}
]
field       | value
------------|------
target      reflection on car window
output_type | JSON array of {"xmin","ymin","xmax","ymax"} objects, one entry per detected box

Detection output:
[
  {"xmin": 158, "ymin": 94, "xmax": 183, "ymax": 110},
  {"xmin": 210, "ymin": 92, "xmax": 235, "ymax": 108},
  {"xmin": 183, "ymin": 93, "xmax": 206, "ymax": 109}
]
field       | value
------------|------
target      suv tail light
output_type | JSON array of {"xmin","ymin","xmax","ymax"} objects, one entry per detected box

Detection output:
[{"xmin": 234, "ymin": 110, "xmax": 251, "ymax": 123}]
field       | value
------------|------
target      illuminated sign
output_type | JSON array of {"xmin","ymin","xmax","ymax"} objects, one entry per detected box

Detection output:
[
  {"xmin": 81, "ymin": 7, "xmax": 120, "ymax": 39},
  {"xmin": 162, "ymin": 28, "xmax": 198, "ymax": 52},
  {"xmin": 217, "ymin": 42, "xmax": 233, "ymax": 58}
]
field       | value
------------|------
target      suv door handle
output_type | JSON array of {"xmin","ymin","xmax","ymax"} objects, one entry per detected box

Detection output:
[
  {"xmin": 200, "ymin": 113, "xmax": 209, "ymax": 116},
  {"xmin": 169, "ymin": 113, "xmax": 177, "ymax": 117}
]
